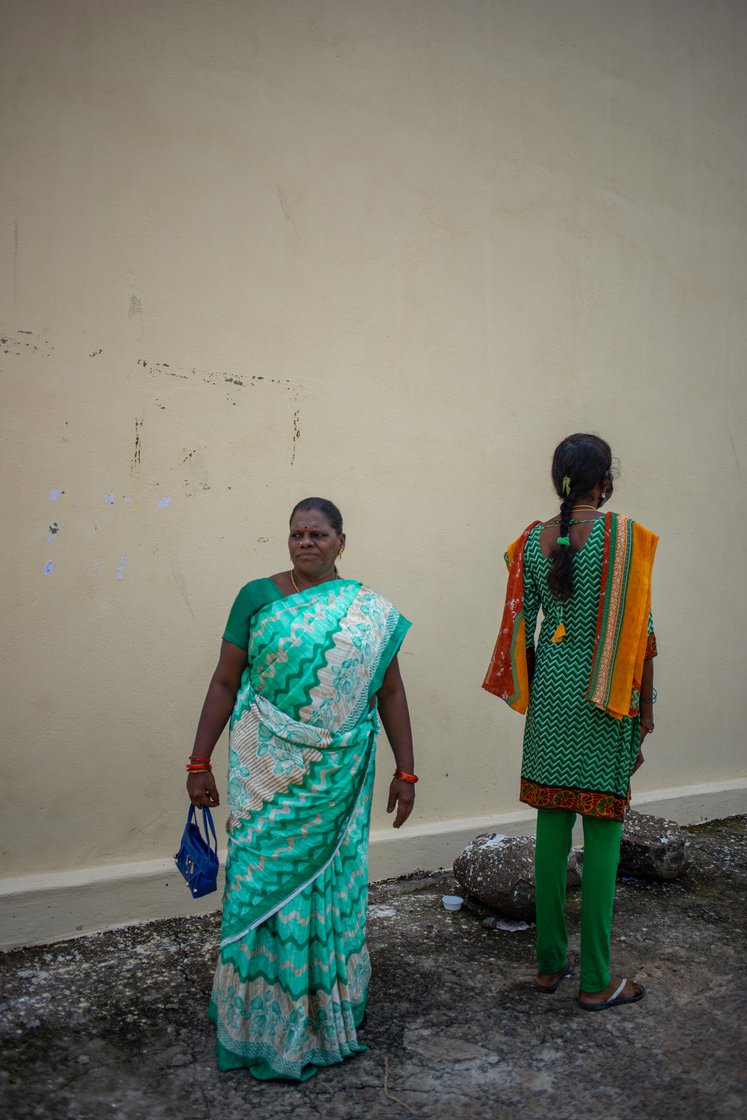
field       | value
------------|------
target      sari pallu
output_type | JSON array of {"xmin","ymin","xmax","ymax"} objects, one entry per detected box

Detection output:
[{"xmin": 209, "ymin": 580, "xmax": 410, "ymax": 1080}]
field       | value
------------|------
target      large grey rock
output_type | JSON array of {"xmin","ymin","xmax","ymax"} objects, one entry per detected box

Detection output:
[
  {"xmin": 619, "ymin": 809, "xmax": 691, "ymax": 881},
  {"xmin": 453, "ymin": 833, "xmax": 582, "ymax": 922}
]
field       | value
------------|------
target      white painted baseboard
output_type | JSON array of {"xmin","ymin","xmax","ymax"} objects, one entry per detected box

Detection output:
[{"xmin": 1, "ymin": 778, "xmax": 744, "ymax": 950}]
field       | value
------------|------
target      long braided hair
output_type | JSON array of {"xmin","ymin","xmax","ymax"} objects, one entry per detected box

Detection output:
[{"xmin": 547, "ymin": 434, "xmax": 613, "ymax": 601}]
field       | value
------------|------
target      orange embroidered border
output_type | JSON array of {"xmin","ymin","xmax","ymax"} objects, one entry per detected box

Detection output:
[{"xmin": 520, "ymin": 778, "xmax": 627, "ymax": 821}]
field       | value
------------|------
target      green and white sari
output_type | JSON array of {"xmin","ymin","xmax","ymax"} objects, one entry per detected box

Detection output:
[{"xmin": 209, "ymin": 579, "xmax": 410, "ymax": 1080}]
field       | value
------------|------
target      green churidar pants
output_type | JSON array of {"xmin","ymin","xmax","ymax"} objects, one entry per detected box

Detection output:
[{"xmin": 534, "ymin": 808, "xmax": 623, "ymax": 993}]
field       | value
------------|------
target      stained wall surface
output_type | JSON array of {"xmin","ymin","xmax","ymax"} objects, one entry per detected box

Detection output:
[{"xmin": 1, "ymin": 0, "xmax": 746, "ymax": 945}]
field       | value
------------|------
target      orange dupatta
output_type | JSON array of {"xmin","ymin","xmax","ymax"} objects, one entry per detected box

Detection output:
[
  {"xmin": 482, "ymin": 522, "xmax": 540, "ymax": 714},
  {"xmin": 586, "ymin": 513, "xmax": 658, "ymax": 719},
  {"xmin": 483, "ymin": 513, "xmax": 658, "ymax": 720}
]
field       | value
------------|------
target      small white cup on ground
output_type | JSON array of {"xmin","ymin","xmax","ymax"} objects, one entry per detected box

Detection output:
[{"xmin": 442, "ymin": 895, "xmax": 464, "ymax": 912}]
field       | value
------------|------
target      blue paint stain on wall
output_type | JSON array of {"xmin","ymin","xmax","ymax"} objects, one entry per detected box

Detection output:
[
  {"xmin": 157, "ymin": 496, "xmax": 171, "ymax": 509},
  {"xmin": 44, "ymin": 561, "xmax": 54, "ymax": 576},
  {"xmin": 50, "ymin": 489, "xmax": 61, "ymax": 503},
  {"xmin": 105, "ymin": 493, "xmax": 115, "ymax": 505},
  {"xmin": 116, "ymin": 556, "xmax": 127, "ymax": 581}
]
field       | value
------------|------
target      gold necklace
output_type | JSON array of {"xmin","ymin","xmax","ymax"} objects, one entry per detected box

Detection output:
[
  {"xmin": 571, "ymin": 505, "xmax": 601, "ymax": 513},
  {"xmin": 290, "ymin": 568, "xmax": 338, "ymax": 594}
]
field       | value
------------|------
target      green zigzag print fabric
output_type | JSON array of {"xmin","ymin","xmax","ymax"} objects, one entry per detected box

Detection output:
[
  {"xmin": 520, "ymin": 522, "xmax": 643, "ymax": 821},
  {"xmin": 210, "ymin": 580, "xmax": 410, "ymax": 1079}
]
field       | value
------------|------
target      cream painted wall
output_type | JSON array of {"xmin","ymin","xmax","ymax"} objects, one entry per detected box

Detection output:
[{"xmin": 1, "ymin": 0, "xmax": 746, "ymax": 945}]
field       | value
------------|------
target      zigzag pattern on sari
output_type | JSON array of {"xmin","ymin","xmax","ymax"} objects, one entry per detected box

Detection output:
[{"xmin": 211, "ymin": 580, "xmax": 409, "ymax": 1080}]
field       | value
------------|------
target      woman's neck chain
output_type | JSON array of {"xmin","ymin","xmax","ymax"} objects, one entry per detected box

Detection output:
[{"xmin": 290, "ymin": 568, "xmax": 338, "ymax": 594}]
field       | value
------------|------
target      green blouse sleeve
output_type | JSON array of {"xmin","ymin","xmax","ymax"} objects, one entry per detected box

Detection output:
[{"xmin": 223, "ymin": 579, "xmax": 281, "ymax": 650}]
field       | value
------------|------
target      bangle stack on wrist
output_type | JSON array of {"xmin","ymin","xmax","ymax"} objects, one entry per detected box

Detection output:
[{"xmin": 186, "ymin": 754, "xmax": 212, "ymax": 774}]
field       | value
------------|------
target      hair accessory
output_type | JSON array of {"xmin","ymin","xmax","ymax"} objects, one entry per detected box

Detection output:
[
  {"xmin": 393, "ymin": 769, "xmax": 419, "ymax": 784},
  {"xmin": 562, "ymin": 476, "xmax": 572, "ymax": 496},
  {"xmin": 174, "ymin": 806, "xmax": 219, "ymax": 898},
  {"xmin": 557, "ymin": 535, "xmax": 571, "ymax": 547}
]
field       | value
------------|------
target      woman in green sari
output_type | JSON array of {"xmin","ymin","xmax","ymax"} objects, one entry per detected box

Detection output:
[{"xmin": 186, "ymin": 498, "xmax": 415, "ymax": 1080}]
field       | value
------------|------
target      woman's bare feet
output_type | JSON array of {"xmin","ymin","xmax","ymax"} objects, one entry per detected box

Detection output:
[{"xmin": 578, "ymin": 974, "xmax": 645, "ymax": 1011}]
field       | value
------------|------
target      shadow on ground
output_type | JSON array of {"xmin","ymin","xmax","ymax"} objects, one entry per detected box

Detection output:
[{"xmin": 1, "ymin": 817, "xmax": 746, "ymax": 1120}]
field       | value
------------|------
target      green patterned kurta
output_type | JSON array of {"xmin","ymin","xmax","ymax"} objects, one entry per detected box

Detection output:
[{"xmin": 520, "ymin": 521, "xmax": 645, "ymax": 819}]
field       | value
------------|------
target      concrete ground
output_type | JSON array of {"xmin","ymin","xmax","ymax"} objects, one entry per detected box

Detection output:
[{"xmin": 1, "ymin": 816, "xmax": 745, "ymax": 1120}]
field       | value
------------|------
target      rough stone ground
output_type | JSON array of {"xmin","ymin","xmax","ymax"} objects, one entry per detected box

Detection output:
[{"xmin": 1, "ymin": 817, "xmax": 745, "ymax": 1120}]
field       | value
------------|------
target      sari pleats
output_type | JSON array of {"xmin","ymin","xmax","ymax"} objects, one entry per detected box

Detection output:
[{"xmin": 210, "ymin": 762, "xmax": 374, "ymax": 1079}]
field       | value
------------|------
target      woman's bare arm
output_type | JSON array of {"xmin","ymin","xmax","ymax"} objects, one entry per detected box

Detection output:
[
  {"xmin": 377, "ymin": 655, "xmax": 416, "ymax": 828},
  {"xmin": 186, "ymin": 640, "xmax": 248, "ymax": 807}
]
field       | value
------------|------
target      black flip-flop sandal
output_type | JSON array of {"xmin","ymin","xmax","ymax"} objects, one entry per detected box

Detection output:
[
  {"xmin": 533, "ymin": 963, "xmax": 573, "ymax": 994},
  {"xmin": 578, "ymin": 977, "xmax": 646, "ymax": 1011}
]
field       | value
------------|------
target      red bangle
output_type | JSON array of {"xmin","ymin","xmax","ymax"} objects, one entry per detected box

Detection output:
[
  {"xmin": 393, "ymin": 769, "xmax": 418, "ymax": 784},
  {"xmin": 186, "ymin": 764, "xmax": 212, "ymax": 773},
  {"xmin": 189, "ymin": 755, "xmax": 211, "ymax": 762}
]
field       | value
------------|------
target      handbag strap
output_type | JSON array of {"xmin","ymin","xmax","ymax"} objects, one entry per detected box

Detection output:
[
  {"xmin": 186, "ymin": 804, "xmax": 218, "ymax": 855},
  {"xmin": 201, "ymin": 806, "xmax": 218, "ymax": 854}
]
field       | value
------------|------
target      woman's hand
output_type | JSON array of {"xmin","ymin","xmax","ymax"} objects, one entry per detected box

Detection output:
[
  {"xmin": 387, "ymin": 777, "xmax": 415, "ymax": 828},
  {"xmin": 187, "ymin": 770, "xmax": 220, "ymax": 807},
  {"xmin": 632, "ymin": 748, "xmax": 645, "ymax": 775}
]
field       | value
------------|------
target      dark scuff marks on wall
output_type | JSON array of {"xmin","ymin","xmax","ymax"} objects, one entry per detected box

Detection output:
[
  {"xmin": 1, "ymin": 331, "xmax": 53, "ymax": 357},
  {"xmin": 132, "ymin": 415, "xmax": 143, "ymax": 476},
  {"xmin": 291, "ymin": 409, "xmax": 301, "ymax": 466}
]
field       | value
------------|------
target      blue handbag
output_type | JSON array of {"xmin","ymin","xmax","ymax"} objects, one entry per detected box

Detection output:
[{"xmin": 174, "ymin": 806, "xmax": 219, "ymax": 898}]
